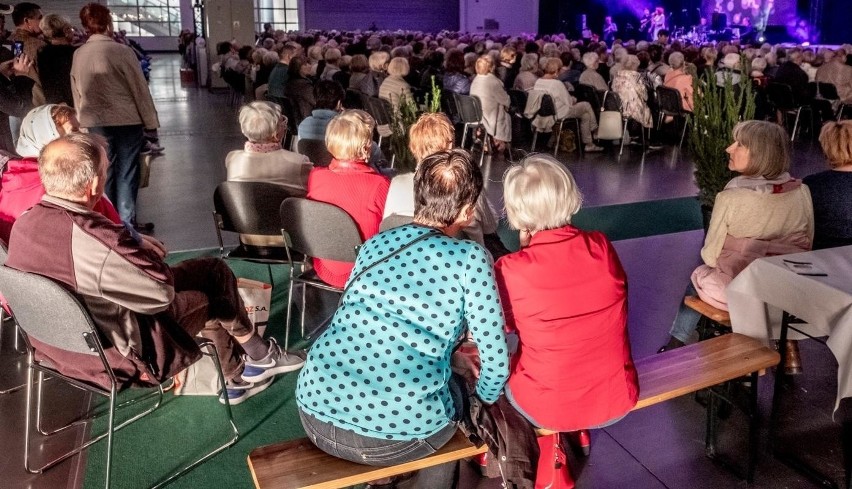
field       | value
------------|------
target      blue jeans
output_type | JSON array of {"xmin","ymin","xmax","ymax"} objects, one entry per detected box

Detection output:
[
  {"xmin": 298, "ymin": 375, "xmax": 465, "ymax": 488},
  {"xmin": 668, "ymin": 283, "xmax": 702, "ymax": 343},
  {"xmin": 89, "ymin": 125, "xmax": 145, "ymax": 224}
]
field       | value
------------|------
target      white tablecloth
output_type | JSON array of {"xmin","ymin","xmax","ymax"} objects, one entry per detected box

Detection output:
[{"xmin": 727, "ymin": 245, "xmax": 852, "ymax": 409}]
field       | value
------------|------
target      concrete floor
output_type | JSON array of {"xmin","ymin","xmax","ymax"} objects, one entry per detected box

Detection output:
[{"xmin": 0, "ymin": 54, "xmax": 845, "ymax": 489}]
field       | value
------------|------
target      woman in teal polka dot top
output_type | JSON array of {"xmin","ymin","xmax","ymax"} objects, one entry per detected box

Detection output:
[{"xmin": 296, "ymin": 150, "xmax": 509, "ymax": 487}]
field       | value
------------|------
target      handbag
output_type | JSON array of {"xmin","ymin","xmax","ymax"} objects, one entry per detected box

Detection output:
[{"xmin": 597, "ymin": 91, "xmax": 623, "ymax": 141}]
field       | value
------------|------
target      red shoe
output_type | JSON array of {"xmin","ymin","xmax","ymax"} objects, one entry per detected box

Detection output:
[{"xmin": 577, "ymin": 429, "xmax": 591, "ymax": 457}]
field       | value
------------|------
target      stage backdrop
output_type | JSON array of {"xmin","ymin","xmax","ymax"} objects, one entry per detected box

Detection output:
[{"xmin": 702, "ymin": 0, "xmax": 795, "ymax": 29}]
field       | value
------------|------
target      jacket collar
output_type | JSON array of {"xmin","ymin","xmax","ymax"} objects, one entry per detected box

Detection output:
[
  {"xmin": 528, "ymin": 225, "xmax": 581, "ymax": 247},
  {"xmin": 310, "ymin": 109, "xmax": 339, "ymax": 120},
  {"xmin": 328, "ymin": 158, "xmax": 376, "ymax": 174},
  {"xmin": 42, "ymin": 194, "xmax": 97, "ymax": 215},
  {"xmin": 87, "ymin": 34, "xmax": 114, "ymax": 43}
]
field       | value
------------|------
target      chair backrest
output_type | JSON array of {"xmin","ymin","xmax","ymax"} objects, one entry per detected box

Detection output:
[
  {"xmin": 0, "ymin": 242, "xmax": 7, "ymax": 266},
  {"xmin": 602, "ymin": 90, "xmax": 622, "ymax": 111},
  {"xmin": 656, "ymin": 86, "xmax": 685, "ymax": 114},
  {"xmin": 214, "ymin": 181, "xmax": 297, "ymax": 237},
  {"xmin": 508, "ymin": 89, "xmax": 528, "ymax": 116},
  {"xmin": 0, "ymin": 266, "xmax": 101, "ymax": 356},
  {"xmin": 537, "ymin": 93, "xmax": 557, "ymax": 118},
  {"xmin": 344, "ymin": 89, "xmax": 364, "ymax": 109},
  {"xmin": 379, "ymin": 214, "xmax": 413, "ymax": 232},
  {"xmin": 364, "ymin": 96, "xmax": 393, "ymax": 126},
  {"xmin": 452, "ymin": 93, "xmax": 484, "ymax": 123},
  {"xmin": 266, "ymin": 94, "xmax": 301, "ymax": 134},
  {"xmin": 279, "ymin": 198, "xmax": 362, "ymax": 262},
  {"xmin": 766, "ymin": 82, "xmax": 796, "ymax": 109},
  {"xmin": 818, "ymin": 82, "xmax": 840, "ymax": 101},
  {"xmin": 441, "ymin": 91, "xmax": 460, "ymax": 123},
  {"xmin": 574, "ymin": 84, "xmax": 601, "ymax": 113},
  {"xmin": 297, "ymin": 138, "xmax": 334, "ymax": 167}
]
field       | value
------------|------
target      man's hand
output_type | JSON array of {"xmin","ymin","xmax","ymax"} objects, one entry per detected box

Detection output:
[
  {"xmin": 140, "ymin": 235, "xmax": 167, "ymax": 259},
  {"xmin": 12, "ymin": 53, "xmax": 33, "ymax": 76}
]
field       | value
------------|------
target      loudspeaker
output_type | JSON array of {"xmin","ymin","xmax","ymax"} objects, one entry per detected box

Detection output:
[{"xmin": 711, "ymin": 12, "xmax": 727, "ymax": 31}]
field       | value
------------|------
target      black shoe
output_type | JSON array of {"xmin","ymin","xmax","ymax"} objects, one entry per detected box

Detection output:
[{"xmin": 657, "ymin": 336, "xmax": 685, "ymax": 354}]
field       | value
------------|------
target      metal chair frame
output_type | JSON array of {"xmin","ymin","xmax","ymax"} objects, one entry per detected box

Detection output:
[
  {"xmin": 767, "ymin": 82, "xmax": 814, "ymax": 141},
  {"xmin": 529, "ymin": 93, "xmax": 583, "ymax": 157},
  {"xmin": 655, "ymin": 85, "xmax": 692, "ymax": 149},
  {"xmin": 0, "ymin": 267, "xmax": 238, "ymax": 489}
]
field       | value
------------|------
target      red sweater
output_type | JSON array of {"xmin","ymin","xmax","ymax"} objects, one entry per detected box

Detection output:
[
  {"xmin": 306, "ymin": 159, "xmax": 389, "ymax": 287},
  {"xmin": 495, "ymin": 226, "xmax": 639, "ymax": 431}
]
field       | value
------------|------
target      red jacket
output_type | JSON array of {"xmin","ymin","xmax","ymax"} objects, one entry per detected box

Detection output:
[
  {"xmin": 306, "ymin": 159, "xmax": 389, "ymax": 288},
  {"xmin": 0, "ymin": 157, "xmax": 122, "ymax": 245},
  {"xmin": 494, "ymin": 226, "xmax": 638, "ymax": 431}
]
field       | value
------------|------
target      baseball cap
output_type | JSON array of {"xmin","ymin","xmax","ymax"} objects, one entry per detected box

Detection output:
[{"xmin": 0, "ymin": 4, "xmax": 12, "ymax": 15}]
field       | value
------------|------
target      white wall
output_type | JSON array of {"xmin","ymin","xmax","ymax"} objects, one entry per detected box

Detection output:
[{"xmin": 459, "ymin": 0, "xmax": 539, "ymax": 36}]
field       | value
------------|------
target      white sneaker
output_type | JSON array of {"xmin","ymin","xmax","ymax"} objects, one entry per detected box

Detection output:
[
  {"xmin": 241, "ymin": 338, "xmax": 306, "ymax": 383},
  {"xmin": 584, "ymin": 143, "xmax": 605, "ymax": 152}
]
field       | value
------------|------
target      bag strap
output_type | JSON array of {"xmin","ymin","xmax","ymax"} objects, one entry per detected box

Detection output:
[{"xmin": 341, "ymin": 227, "xmax": 442, "ymax": 298}]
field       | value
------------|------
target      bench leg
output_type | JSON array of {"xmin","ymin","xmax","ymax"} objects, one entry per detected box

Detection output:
[{"xmin": 704, "ymin": 372, "xmax": 761, "ymax": 484}]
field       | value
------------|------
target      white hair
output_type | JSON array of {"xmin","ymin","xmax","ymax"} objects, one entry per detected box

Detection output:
[
  {"xmin": 668, "ymin": 51, "xmax": 685, "ymax": 70},
  {"xmin": 503, "ymin": 154, "xmax": 583, "ymax": 232},
  {"xmin": 582, "ymin": 51, "xmax": 599, "ymax": 69},
  {"xmin": 238, "ymin": 101, "xmax": 283, "ymax": 143}
]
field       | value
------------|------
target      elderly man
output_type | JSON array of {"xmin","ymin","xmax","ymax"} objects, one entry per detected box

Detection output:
[{"xmin": 5, "ymin": 133, "xmax": 304, "ymax": 404}]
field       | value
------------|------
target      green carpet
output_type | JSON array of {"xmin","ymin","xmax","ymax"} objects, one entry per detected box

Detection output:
[{"xmin": 81, "ymin": 196, "xmax": 702, "ymax": 488}]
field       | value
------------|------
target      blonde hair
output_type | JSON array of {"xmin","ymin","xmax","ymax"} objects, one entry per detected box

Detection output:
[
  {"xmin": 475, "ymin": 55, "xmax": 494, "ymax": 75},
  {"xmin": 325, "ymin": 109, "xmax": 375, "ymax": 161},
  {"xmin": 238, "ymin": 101, "xmax": 285, "ymax": 143},
  {"xmin": 368, "ymin": 51, "xmax": 390, "ymax": 72},
  {"xmin": 819, "ymin": 121, "xmax": 852, "ymax": 169},
  {"xmin": 732, "ymin": 120, "xmax": 790, "ymax": 178},
  {"xmin": 543, "ymin": 57, "xmax": 563, "ymax": 75},
  {"xmin": 503, "ymin": 154, "xmax": 583, "ymax": 232},
  {"xmin": 387, "ymin": 57, "xmax": 410, "ymax": 77},
  {"xmin": 409, "ymin": 113, "xmax": 454, "ymax": 163}
]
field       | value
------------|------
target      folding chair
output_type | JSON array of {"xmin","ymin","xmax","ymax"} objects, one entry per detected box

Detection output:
[
  {"xmin": 279, "ymin": 198, "xmax": 363, "ymax": 350},
  {"xmin": 656, "ymin": 85, "xmax": 692, "ymax": 149},
  {"xmin": 0, "ymin": 266, "xmax": 239, "ymax": 489},
  {"xmin": 379, "ymin": 214, "xmax": 413, "ymax": 232},
  {"xmin": 530, "ymin": 93, "xmax": 583, "ymax": 157},
  {"xmin": 363, "ymin": 96, "xmax": 393, "ymax": 149},
  {"xmin": 266, "ymin": 94, "xmax": 300, "ymax": 149},
  {"xmin": 297, "ymin": 138, "xmax": 334, "ymax": 168},
  {"xmin": 212, "ymin": 181, "xmax": 298, "ymax": 265},
  {"xmin": 766, "ymin": 82, "xmax": 814, "ymax": 141},
  {"xmin": 0, "ymin": 242, "xmax": 25, "ymax": 394},
  {"xmin": 817, "ymin": 82, "xmax": 850, "ymax": 121},
  {"xmin": 451, "ymin": 92, "xmax": 485, "ymax": 151}
]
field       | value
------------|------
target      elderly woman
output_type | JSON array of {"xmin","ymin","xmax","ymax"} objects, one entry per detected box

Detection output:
[
  {"xmin": 37, "ymin": 14, "xmax": 76, "ymax": 106},
  {"xmin": 664, "ymin": 51, "xmax": 694, "ymax": 112},
  {"xmin": 442, "ymin": 48, "xmax": 471, "ymax": 95},
  {"xmin": 379, "ymin": 57, "xmax": 414, "ymax": 112},
  {"xmin": 803, "ymin": 121, "xmax": 852, "ymax": 250},
  {"xmin": 611, "ymin": 54, "xmax": 653, "ymax": 130},
  {"xmin": 226, "ymin": 101, "xmax": 311, "ymax": 192},
  {"xmin": 659, "ymin": 121, "xmax": 814, "ymax": 374},
  {"xmin": 284, "ymin": 55, "xmax": 316, "ymax": 122},
  {"xmin": 512, "ymin": 53, "xmax": 540, "ymax": 92},
  {"xmin": 384, "ymin": 112, "xmax": 507, "ymax": 257},
  {"xmin": 0, "ymin": 104, "xmax": 121, "ymax": 244},
  {"xmin": 297, "ymin": 149, "xmax": 508, "ymax": 488},
  {"xmin": 579, "ymin": 51, "xmax": 608, "ymax": 92},
  {"xmin": 356, "ymin": 51, "xmax": 389, "ymax": 97},
  {"xmin": 71, "ymin": 3, "xmax": 159, "ymax": 231},
  {"xmin": 347, "ymin": 54, "xmax": 370, "ymax": 92},
  {"xmin": 534, "ymin": 57, "xmax": 603, "ymax": 153},
  {"xmin": 306, "ymin": 109, "xmax": 389, "ymax": 288},
  {"xmin": 496, "ymin": 154, "xmax": 637, "ymax": 486},
  {"xmin": 470, "ymin": 55, "xmax": 512, "ymax": 155}
]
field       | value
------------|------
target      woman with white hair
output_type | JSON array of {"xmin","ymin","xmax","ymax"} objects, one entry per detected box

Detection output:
[
  {"xmin": 611, "ymin": 54, "xmax": 653, "ymax": 129},
  {"xmin": 512, "ymin": 52, "xmax": 540, "ymax": 92},
  {"xmin": 535, "ymin": 57, "xmax": 603, "ymax": 152},
  {"xmin": 579, "ymin": 51, "xmax": 608, "ymax": 92},
  {"xmin": 495, "ymin": 154, "xmax": 638, "ymax": 486},
  {"xmin": 470, "ymin": 55, "xmax": 512, "ymax": 157},
  {"xmin": 378, "ymin": 57, "xmax": 413, "ymax": 112},
  {"xmin": 664, "ymin": 51, "xmax": 694, "ymax": 112}
]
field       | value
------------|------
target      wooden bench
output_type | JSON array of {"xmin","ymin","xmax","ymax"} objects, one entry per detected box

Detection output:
[{"xmin": 247, "ymin": 333, "xmax": 779, "ymax": 489}]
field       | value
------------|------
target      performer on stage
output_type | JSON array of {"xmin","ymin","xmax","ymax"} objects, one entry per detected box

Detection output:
[
  {"xmin": 603, "ymin": 16, "xmax": 618, "ymax": 46},
  {"xmin": 650, "ymin": 7, "xmax": 667, "ymax": 40},
  {"xmin": 639, "ymin": 8, "xmax": 652, "ymax": 39}
]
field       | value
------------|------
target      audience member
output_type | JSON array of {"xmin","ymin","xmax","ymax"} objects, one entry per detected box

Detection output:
[
  {"xmin": 513, "ymin": 52, "xmax": 540, "ymax": 92},
  {"xmin": 612, "ymin": 54, "xmax": 653, "ymax": 131},
  {"xmin": 5, "ymin": 133, "xmax": 305, "ymax": 405},
  {"xmin": 36, "ymin": 13, "xmax": 75, "ymax": 106},
  {"xmin": 0, "ymin": 53, "xmax": 34, "ymax": 153},
  {"xmin": 10, "ymin": 2, "xmax": 44, "ymax": 104},
  {"xmin": 470, "ymin": 55, "xmax": 512, "ymax": 156},
  {"xmin": 266, "ymin": 45, "xmax": 296, "ymax": 99},
  {"xmin": 534, "ymin": 57, "xmax": 602, "ymax": 152},
  {"xmin": 579, "ymin": 51, "xmax": 607, "ymax": 92},
  {"xmin": 803, "ymin": 121, "xmax": 852, "ymax": 250},
  {"xmin": 664, "ymin": 51, "xmax": 694, "ymax": 112},
  {"xmin": 442, "ymin": 48, "xmax": 471, "ymax": 95},
  {"xmin": 379, "ymin": 56, "xmax": 413, "ymax": 112},
  {"xmin": 815, "ymin": 49, "xmax": 852, "ymax": 104},
  {"xmin": 284, "ymin": 55, "xmax": 315, "ymax": 122},
  {"xmin": 355, "ymin": 50, "xmax": 388, "ymax": 97}
]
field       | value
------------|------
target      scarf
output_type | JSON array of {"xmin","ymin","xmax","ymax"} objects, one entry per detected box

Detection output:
[
  {"xmin": 244, "ymin": 141, "xmax": 282, "ymax": 153},
  {"xmin": 16, "ymin": 105, "xmax": 61, "ymax": 158},
  {"xmin": 724, "ymin": 172, "xmax": 802, "ymax": 194}
]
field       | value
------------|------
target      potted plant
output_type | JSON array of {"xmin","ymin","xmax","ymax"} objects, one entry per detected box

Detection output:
[
  {"xmin": 689, "ymin": 59, "xmax": 756, "ymax": 226},
  {"xmin": 389, "ymin": 77, "xmax": 443, "ymax": 173}
]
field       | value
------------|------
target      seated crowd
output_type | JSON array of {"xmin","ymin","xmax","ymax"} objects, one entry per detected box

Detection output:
[{"xmin": 1, "ymin": 6, "xmax": 852, "ymax": 488}]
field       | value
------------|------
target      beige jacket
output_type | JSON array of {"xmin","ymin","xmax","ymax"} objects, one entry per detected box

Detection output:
[{"xmin": 71, "ymin": 34, "xmax": 159, "ymax": 129}]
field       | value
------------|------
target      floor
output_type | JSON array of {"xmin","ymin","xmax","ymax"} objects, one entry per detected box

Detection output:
[{"xmin": 0, "ymin": 55, "xmax": 846, "ymax": 489}]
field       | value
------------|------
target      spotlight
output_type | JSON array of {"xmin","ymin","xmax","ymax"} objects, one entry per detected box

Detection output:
[{"xmin": 758, "ymin": 35, "xmax": 766, "ymax": 42}]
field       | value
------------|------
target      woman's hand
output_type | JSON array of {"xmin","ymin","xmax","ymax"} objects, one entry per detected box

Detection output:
[
  {"xmin": 452, "ymin": 344, "xmax": 481, "ymax": 384},
  {"xmin": 13, "ymin": 53, "xmax": 33, "ymax": 76}
]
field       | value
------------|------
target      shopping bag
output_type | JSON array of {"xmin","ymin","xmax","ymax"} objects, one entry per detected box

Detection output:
[
  {"xmin": 237, "ymin": 278, "xmax": 272, "ymax": 337},
  {"xmin": 597, "ymin": 91, "xmax": 624, "ymax": 140},
  {"xmin": 173, "ymin": 355, "xmax": 220, "ymax": 396}
]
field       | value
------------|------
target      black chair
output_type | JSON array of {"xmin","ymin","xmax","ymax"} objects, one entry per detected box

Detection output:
[
  {"xmin": 766, "ymin": 82, "xmax": 814, "ymax": 141},
  {"xmin": 344, "ymin": 89, "xmax": 364, "ymax": 109},
  {"xmin": 212, "ymin": 181, "xmax": 297, "ymax": 264},
  {"xmin": 441, "ymin": 90, "xmax": 461, "ymax": 125},
  {"xmin": 655, "ymin": 86, "xmax": 692, "ymax": 149},
  {"xmin": 451, "ymin": 92, "xmax": 486, "ymax": 151},
  {"xmin": 0, "ymin": 266, "xmax": 238, "ymax": 488},
  {"xmin": 574, "ymin": 83, "xmax": 602, "ymax": 121},
  {"xmin": 817, "ymin": 82, "xmax": 850, "ymax": 121},
  {"xmin": 530, "ymin": 93, "xmax": 583, "ymax": 157},
  {"xmin": 266, "ymin": 94, "xmax": 300, "ymax": 149},
  {"xmin": 363, "ymin": 96, "xmax": 394, "ymax": 149},
  {"xmin": 379, "ymin": 214, "xmax": 413, "ymax": 232},
  {"xmin": 297, "ymin": 138, "xmax": 334, "ymax": 167},
  {"xmin": 279, "ymin": 198, "xmax": 363, "ymax": 349}
]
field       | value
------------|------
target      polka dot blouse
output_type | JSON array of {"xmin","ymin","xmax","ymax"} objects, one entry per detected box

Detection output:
[{"xmin": 296, "ymin": 224, "xmax": 509, "ymax": 440}]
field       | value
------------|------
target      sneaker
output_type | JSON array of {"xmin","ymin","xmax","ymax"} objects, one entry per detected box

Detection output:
[
  {"xmin": 241, "ymin": 338, "xmax": 306, "ymax": 383},
  {"xmin": 584, "ymin": 143, "xmax": 605, "ymax": 152},
  {"xmin": 148, "ymin": 143, "xmax": 165, "ymax": 154},
  {"xmin": 219, "ymin": 376, "xmax": 273, "ymax": 405}
]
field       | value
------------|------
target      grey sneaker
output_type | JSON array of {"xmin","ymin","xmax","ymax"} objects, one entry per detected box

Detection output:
[{"xmin": 241, "ymin": 338, "xmax": 306, "ymax": 383}]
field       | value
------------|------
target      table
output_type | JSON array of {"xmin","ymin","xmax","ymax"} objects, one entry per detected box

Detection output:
[
  {"xmin": 727, "ymin": 245, "xmax": 852, "ymax": 410},
  {"xmin": 727, "ymin": 245, "xmax": 852, "ymax": 488}
]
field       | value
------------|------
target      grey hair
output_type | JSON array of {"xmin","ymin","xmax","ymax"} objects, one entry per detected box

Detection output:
[
  {"xmin": 503, "ymin": 154, "xmax": 583, "ymax": 232},
  {"xmin": 238, "ymin": 101, "xmax": 284, "ymax": 143},
  {"xmin": 581, "ymin": 51, "xmax": 599, "ymax": 69},
  {"xmin": 40, "ymin": 13, "xmax": 72, "ymax": 41},
  {"xmin": 39, "ymin": 133, "xmax": 108, "ymax": 198},
  {"xmin": 624, "ymin": 55, "xmax": 640, "ymax": 71},
  {"xmin": 668, "ymin": 51, "xmax": 685, "ymax": 70},
  {"xmin": 520, "ymin": 53, "xmax": 539, "ymax": 72}
]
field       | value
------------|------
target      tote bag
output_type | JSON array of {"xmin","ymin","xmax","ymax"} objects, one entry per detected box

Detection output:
[{"xmin": 597, "ymin": 91, "xmax": 623, "ymax": 141}]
